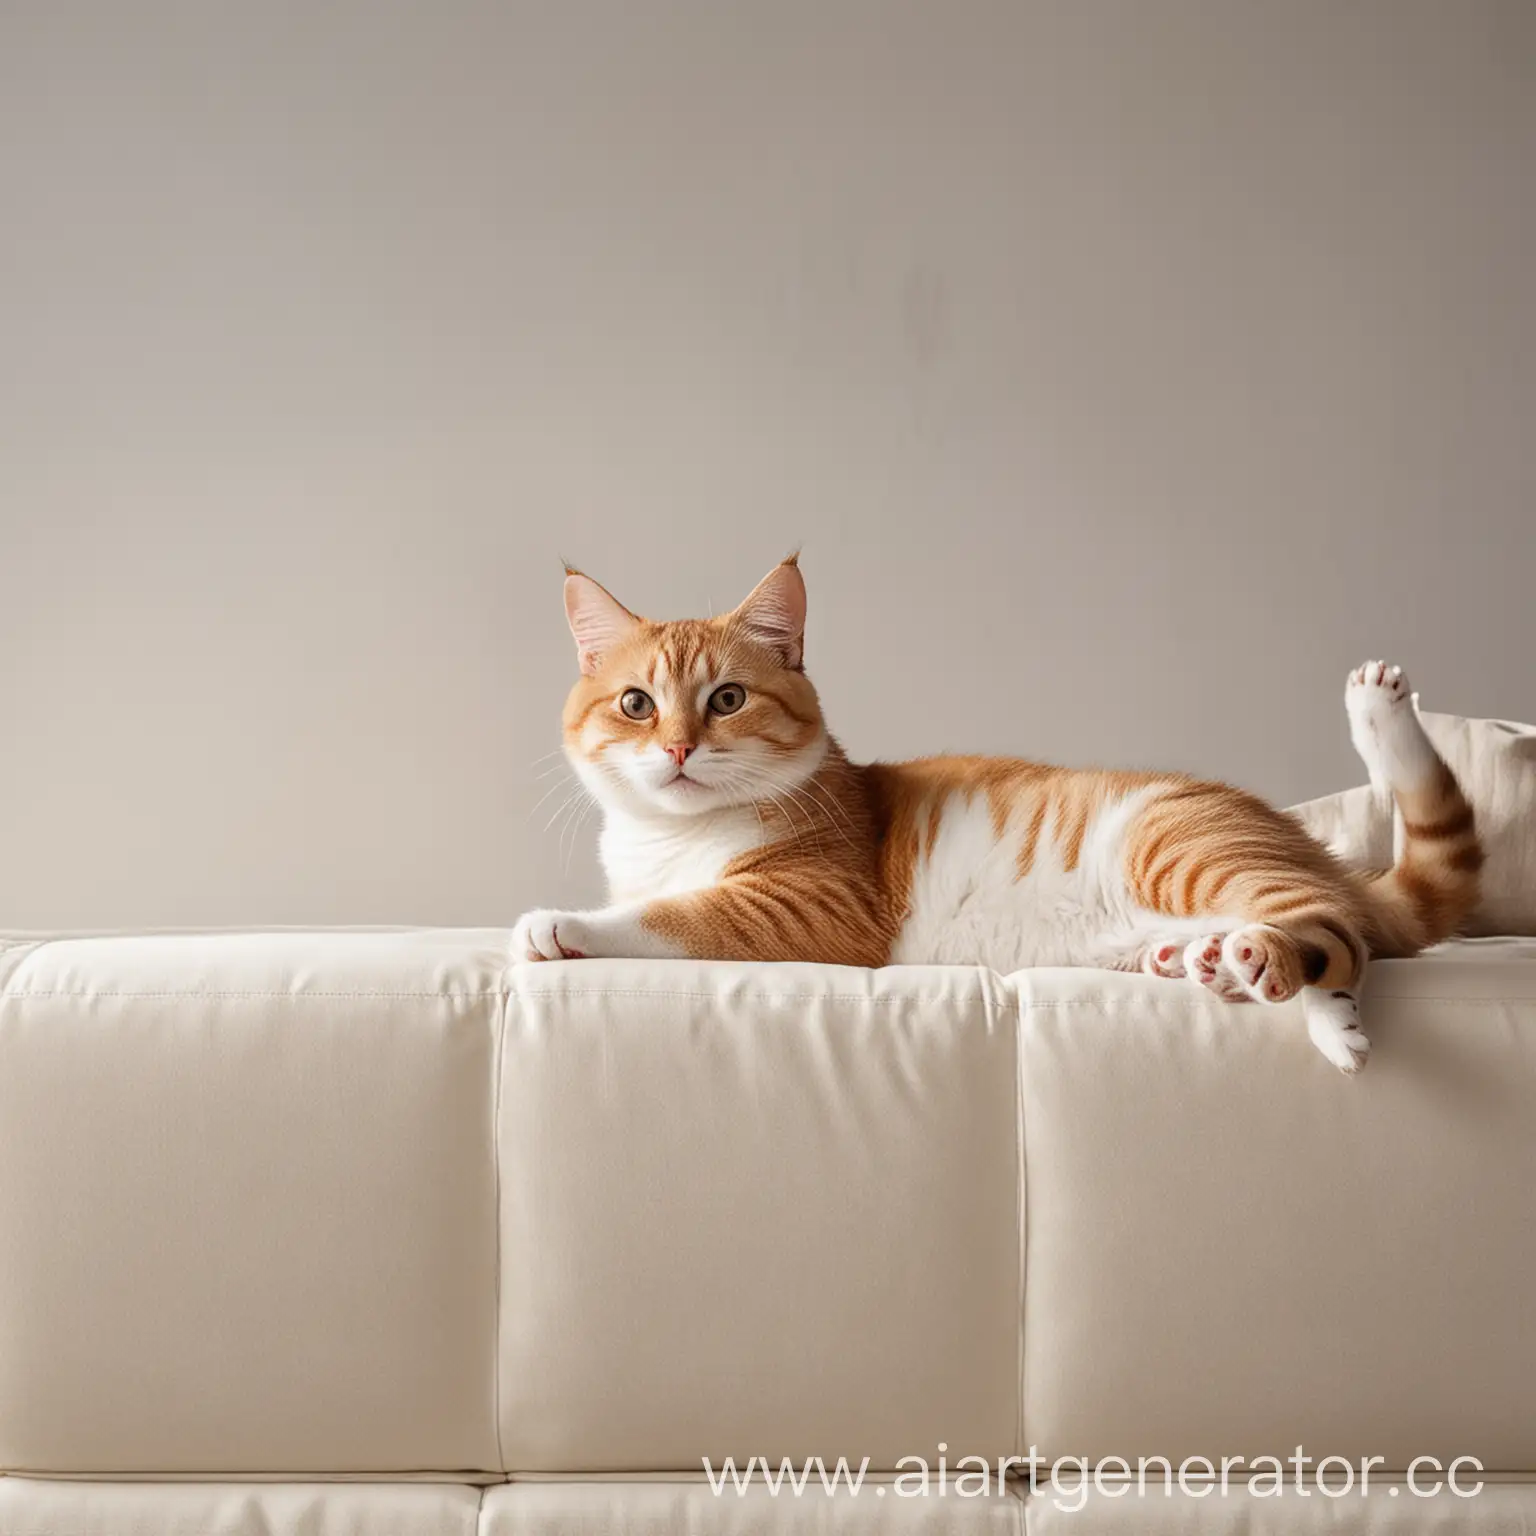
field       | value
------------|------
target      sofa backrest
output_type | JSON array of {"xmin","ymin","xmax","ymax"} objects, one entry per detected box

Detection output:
[{"xmin": 0, "ymin": 930, "xmax": 1532, "ymax": 1478}]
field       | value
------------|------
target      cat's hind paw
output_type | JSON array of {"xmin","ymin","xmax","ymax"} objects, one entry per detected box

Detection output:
[
  {"xmin": 1347, "ymin": 658, "xmax": 1411, "ymax": 706},
  {"xmin": 1184, "ymin": 933, "xmax": 1251, "ymax": 1002},
  {"xmin": 1345, "ymin": 658, "xmax": 1439, "ymax": 792},
  {"xmin": 1141, "ymin": 939, "xmax": 1188, "ymax": 980},
  {"xmin": 1223, "ymin": 924, "xmax": 1306, "ymax": 1004}
]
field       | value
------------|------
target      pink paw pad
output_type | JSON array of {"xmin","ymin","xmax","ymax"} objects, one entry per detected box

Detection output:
[
  {"xmin": 1143, "ymin": 941, "xmax": 1186, "ymax": 979},
  {"xmin": 1348, "ymin": 659, "xmax": 1409, "ymax": 700},
  {"xmin": 1224, "ymin": 927, "xmax": 1302, "ymax": 1003},
  {"xmin": 1183, "ymin": 934, "xmax": 1226, "ymax": 986}
]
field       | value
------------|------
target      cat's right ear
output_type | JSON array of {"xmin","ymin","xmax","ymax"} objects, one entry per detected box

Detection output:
[{"xmin": 563, "ymin": 568, "xmax": 640, "ymax": 676}]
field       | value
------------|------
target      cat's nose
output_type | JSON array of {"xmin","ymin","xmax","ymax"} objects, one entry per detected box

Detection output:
[{"xmin": 665, "ymin": 743, "xmax": 696, "ymax": 767}]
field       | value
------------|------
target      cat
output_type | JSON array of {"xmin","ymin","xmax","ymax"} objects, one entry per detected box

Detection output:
[{"xmin": 513, "ymin": 556, "xmax": 1482, "ymax": 1073}]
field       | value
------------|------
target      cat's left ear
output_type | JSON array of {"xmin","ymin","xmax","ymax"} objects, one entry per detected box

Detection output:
[{"xmin": 732, "ymin": 554, "xmax": 806, "ymax": 670}]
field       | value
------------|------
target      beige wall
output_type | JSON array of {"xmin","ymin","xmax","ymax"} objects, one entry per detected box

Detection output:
[{"xmin": 2, "ymin": 0, "xmax": 1532, "ymax": 929}]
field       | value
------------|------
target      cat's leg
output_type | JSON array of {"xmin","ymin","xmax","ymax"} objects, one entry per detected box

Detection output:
[
  {"xmin": 1126, "ymin": 909, "xmax": 1355, "ymax": 1010},
  {"xmin": 1344, "ymin": 659, "xmax": 1440, "ymax": 797},
  {"xmin": 512, "ymin": 905, "xmax": 685, "ymax": 962},
  {"xmin": 1132, "ymin": 921, "xmax": 1370, "ymax": 1069},
  {"xmin": 1121, "ymin": 915, "xmax": 1328, "ymax": 1006},
  {"xmin": 1302, "ymin": 986, "xmax": 1371, "ymax": 1074},
  {"xmin": 515, "ymin": 875, "xmax": 889, "ymax": 966},
  {"xmin": 1217, "ymin": 925, "xmax": 1312, "ymax": 1003}
]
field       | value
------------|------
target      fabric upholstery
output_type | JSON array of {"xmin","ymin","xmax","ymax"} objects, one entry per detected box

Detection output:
[
  {"xmin": 1289, "ymin": 710, "xmax": 1536, "ymax": 935},
  {"xmin": 1020, "ymin": 1482, "xmax": 1536, "ymax": 1533},
  {"xmin": 0, "ymin": 931, "xmax": 504, "ymax": 1474},
  {"xmin": 1019, "ymin": 949, "xmax": 1536, "ymax": 1472},
  {"xmin": 499, "ymin": 960, "xmax": 1022, "ymax": 1471},
  {"xmin": 2, "ymin": 927, "xmax": 1534, "ymax": 1521},
  {"xmin": 5, "ymin": 1478, "xmax": 1531, "ymax": 1534},
  {"xmin": 0, "ymin": 1480, "xmax": 482, "ymax": 1536},
  {"xmin": 480, "ymin": 1480, "xmax": 1027, "ymax": 1533}
]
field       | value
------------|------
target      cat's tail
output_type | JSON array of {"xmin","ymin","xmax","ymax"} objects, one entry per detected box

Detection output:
[{"xmin": 1342, "ymin": 661, "xmax": 1482, "ymax": 958}]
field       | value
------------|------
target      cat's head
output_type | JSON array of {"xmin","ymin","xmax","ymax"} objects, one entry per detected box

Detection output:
[{"xmin": 559, "ymin": 556, "xmax": 827, "ymax": 819}]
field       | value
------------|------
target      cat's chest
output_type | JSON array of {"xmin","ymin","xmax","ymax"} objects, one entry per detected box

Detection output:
[{"xmin": 600, "ymin": 809, "xmax": 767, "ymax": 904}]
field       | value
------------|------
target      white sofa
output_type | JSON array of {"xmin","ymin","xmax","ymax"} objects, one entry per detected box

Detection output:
[{"xmin": 1, "ymin": 928, "xmax": 1533, "ymax": 1533}]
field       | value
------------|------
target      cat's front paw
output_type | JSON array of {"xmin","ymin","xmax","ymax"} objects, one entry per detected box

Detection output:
[
  {"xmin": 512, "ymin": 909, "xmax": 595, "ymax": 962},
  {"xmin": 1306, "ymin": 990, "xmax": 1371, "ymax": 1074}
]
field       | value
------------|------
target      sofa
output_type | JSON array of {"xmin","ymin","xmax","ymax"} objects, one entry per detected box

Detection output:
[{"xmin": 0, "ymin": 926, "xmax": 1532, "ymax": 1533}]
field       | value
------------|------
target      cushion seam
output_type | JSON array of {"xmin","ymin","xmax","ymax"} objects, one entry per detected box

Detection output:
[
  {"xmin": 1014, "ymin": 988, "xmax": 1027, "ymax": 1463},
  {"xmin": 492, "ymin": 989, "xmax": 509, "ymax": 1476},
  {"xmin": 511, "ymin": 990, "xmax": 1025, "ymax": 1006},
  {"xmin": 8, "ymin": 987, "xmax": 1525, "ymax": 1004},
  {"xmin": 0, "ymin": 991, "xmax": 506, "ymax": 1000}
]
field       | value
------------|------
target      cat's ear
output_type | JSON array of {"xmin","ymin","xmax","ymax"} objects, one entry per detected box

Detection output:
[
  {"xmin": 732, "ymin": 554, "xmax": 806, "ymax": 670},
  {"xmin": 563, "ymin": 567, "xmax": 640, "ymax": 676}
]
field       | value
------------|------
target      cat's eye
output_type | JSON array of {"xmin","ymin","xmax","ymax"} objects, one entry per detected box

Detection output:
[
  {"xmin": 708, "ymin": 683, "xmax": 747, "ymax": 716},
  {"xmin": 619, "ymin": 689, "xmax": 655, "ymax": 721}
]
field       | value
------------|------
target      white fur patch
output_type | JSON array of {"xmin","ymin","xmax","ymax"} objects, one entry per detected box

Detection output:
[
  {"xmin": 599, "ymin": 805, "xmax": 772, "ymax": 904},
  {"xmin": 577, "ymin": 727, "xmax": 829, "ymax": 899},
  {"xmin": 1303, "ymin": 986, "xmax": 1371, "ymax": 1073},
  {"xmin": 892, "ymin": 783, "xmax": 1178, "ymax": 972},
  {"xmin": 511, "ymin": 905, "xmax": 687, "ymax": 961}
]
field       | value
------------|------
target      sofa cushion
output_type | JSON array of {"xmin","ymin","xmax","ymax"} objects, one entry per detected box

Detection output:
[
  {"xmin": 3, "ymin": 929, "xmax": 1533, "ymax": 1485},
  {"xmin": 0, "ymin": 931, "xmax": 505, "ymax": 1474},
  {"xmin": 5, "ymin": 1476, "xmax": 1529, "ymax": 1535},
  {"xmin": 498, "ymin": 960, "xmax": 1023, "ymax": 1472},
  {"xmin": 1018, "ymin": 945, "xmax": 1536, "ymax": 1474}
]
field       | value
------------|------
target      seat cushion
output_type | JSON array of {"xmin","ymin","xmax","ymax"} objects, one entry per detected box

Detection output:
[
  {"xmin": 0, "ymin": 931, "xmax": 505, "ymax": 1474},
  {"xmin": 3, "ymin": 928, "xmax": 1533, "ymax": 1483},
  {"xmin": 1018, "ymin": 952, "xmax": 1536, "ymax": 1472},
  {"xmin": 498, "ymin": 959, "xmax": 1023, "ymax": 1472}
]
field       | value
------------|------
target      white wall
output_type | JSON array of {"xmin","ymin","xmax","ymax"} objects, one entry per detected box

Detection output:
[{"xmin": 3, "ymin": 0, "xmax": 1533, "ymax": 928}]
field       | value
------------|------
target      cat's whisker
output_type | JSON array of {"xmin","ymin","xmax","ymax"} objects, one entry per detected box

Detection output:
[
  {"xmin": 743, "ymin": 793, "xmax": 768, "ymax": 845},
  {"xmin": 553, "ymin": 789, "xmax": 589, "ymax": 858},
  {"xmin": 560, "ymin": 791, "xmax": 597, "ymax": 875},
  {"xmin": 542, "ymin": 787, "xmax": 586, "ymax": 833},
  {"xmin": 714, "ymin": 767, "xmax": 824, "ymax": 852},
  {"xmin": 719, "ymin": 761, "xmax": 836, "ymax": 852},
  {"xmin": 713, "ymin": 770, "xmax": 770, "ymax": 845},
  {"xmin": 529, "ymin": 772, "xmax": 578, "ymax": 820},
  {"xmin": 791, "ymin": 779, "xmax": 861, "ymax": 854},
  {"xmin": 761, "ymin": 789, "xmax": 813, "ymax": 853}
]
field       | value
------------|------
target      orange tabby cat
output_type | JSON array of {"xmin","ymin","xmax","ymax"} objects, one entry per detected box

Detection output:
[{"xmin": 514, "ymin": 557, "xmax": 1481, "ymax": 1073}]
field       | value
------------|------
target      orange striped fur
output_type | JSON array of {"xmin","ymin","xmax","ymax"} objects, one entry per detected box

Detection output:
[{"xmin": 514, "ymin": 560, "xmax": 1481, "ymax": 1073}]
